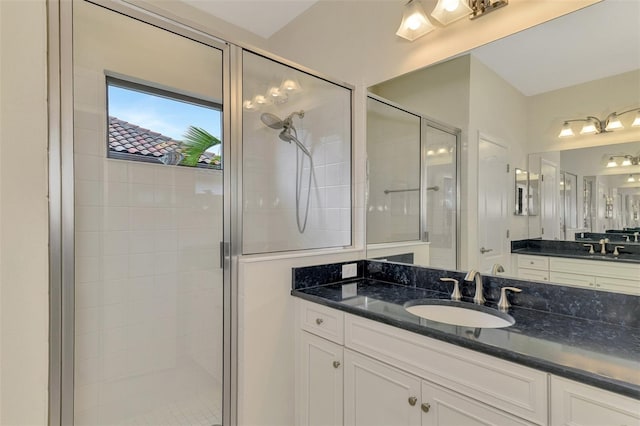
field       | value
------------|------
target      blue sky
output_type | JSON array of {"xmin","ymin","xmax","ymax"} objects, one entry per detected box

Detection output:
[{"xmin": 108, "ymin": 85, "xmax": 222, "ymax": 155}]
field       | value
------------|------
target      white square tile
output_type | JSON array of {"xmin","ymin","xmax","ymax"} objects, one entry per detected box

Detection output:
[
  {"xmin": 129, "ymin": 164, "xmax": 155, "ymax": 184},
  {"xmin": 105, "ymin": 181, "xmax": 129, "ymax": 207},
  {"xmin": 127, "ymin": 276, "xmax": 154, "ymax": 301},
  {"xmin": 103, "ymin": 231, "xmax": 129, "ymax": 256},
  {"xmin": 103, "ymin": 255, "xmax": 128, "ymax": 281},
  {"xmin": 129, "ymin": 230, "xmax": 155, "ymax": 253},
  {"xmin": 75, "ymin": 355, "xmax": 102, "ymax": 386},
  {"xmin": 128, "ymin": 253, "xmax": 155, "ymax": 278},
  {"xmin": 76, "ymin": 179, "xmax": 104, "ymax": 206},
  {"xmin": 103, "ymin": 303, "xmax": 126, "ymax": 330},
  {"xmin": 103, "ymin": 279, "xmax": 126, "ymax": 305},
  {"xmin": 76, "ymin": 231, "xmax": 101, "ymax": 258},
  {"xmin": 129, "ymin": 207, "xmax": 156, "ymax": 231},
  {"xmin": 75, "ymin": 306, "xmax": 101, "ymax": 335},
  {"xmin": 105, "ymin": 206, "xmax": 129, "ymax": 231},
  {"xmin": 75, "ymin": 154, "xmax": 104, "ymax": 182},
  {"xmin": 76, "ymin": 257, "xmax": 101, "ymax": 284},
  {"xmin": 76, "ymin": 206, "xmax": 104, "ymax": 232},
  {"xmin": 75, "ymin": 127, "xmax": 104, "ymax": 156},
  {"xmin": 76, "ymin": 281, "xmax": 103, "ymax": 308},
  {"xmin": 105, "ymin": 160, "xmax": 129, "ymax": 183},
  {"xmin": 154, "ymin": 229, "xmax": 178, "ymax": 252},
  {"xmin": 129, "ymin": 183, "xmax": 155, "ymax": 207}
]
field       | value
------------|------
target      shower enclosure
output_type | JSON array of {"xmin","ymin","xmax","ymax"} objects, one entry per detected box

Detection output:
[
  {"xmin": 366, "ymin": 95, "xmax": 459, "ymax": 269},
  {"xmin": 50, "ymin": 2, "xmax": 353, "ymax": 425}
]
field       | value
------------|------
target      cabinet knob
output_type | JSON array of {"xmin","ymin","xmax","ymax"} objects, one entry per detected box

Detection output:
[
  {"xmin": 315, "ymin": 318, "xmax": 324, "ymax": 325},
  {"xmin": 421, "ymin": 402, "xmax": 431, "ymax": 413},
  {"xmin": 408, "ymin": 396, "xmax": 417, "ymax": 406},
  {"xmin": 333, "ymin": 361, "xmax": 340, "ymax": 369}
]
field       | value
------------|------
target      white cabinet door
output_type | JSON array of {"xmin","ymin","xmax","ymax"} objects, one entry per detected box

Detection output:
[
  {"xmin": 551, "ymin": 376, "xmax": 640, "ymax": 426},
  {"xmin": 298, "ymin": 331, "xmax": 344, "ymax": 426},
  {"xmin": 420, "ymin": 380, "xmax": 534, "ymax": 426},
  {"xmin": 344, "ymin": 349, "xmax": 421, "ymax": 426},
  {"xmin": 549, "ymin": 271, "xmax": 595, "ymax": 289}
]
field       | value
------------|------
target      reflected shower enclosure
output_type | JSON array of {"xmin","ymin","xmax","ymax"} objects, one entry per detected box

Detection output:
[{"xmin": 242, "ymin": 51, "xmax": 352, "ymax": 254}]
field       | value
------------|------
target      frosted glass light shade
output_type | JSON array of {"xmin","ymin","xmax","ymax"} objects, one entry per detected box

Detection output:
[
  {"xmin": 605, "ymin": 113, "xmax": 623, "ymax": 131},
  {"xmin": 628, "ymin": 175, "xmax": 636, "ymax": 183},
  {"xmin": 558, "ymin": 122, "xmax": 574, "ymax": 138},
  {"xmin": 280, "ymin": 77, "xmax": 301, "ymax": 94},
  {"xmin": 431, "ymin": 0, "xmax": 472, "ymax": 25},
  {"xmin": 580, "ymin": 121, "xmax": 598, "ymax": 135},
  {"xmin": 632, "ymin": 111, "xmax": 640, "ymax": 127},
  {"xmin": 621, "ymin": 156, "xmax": 632, "ymax": 166},
  {"xmin": 396, "ymin": 0, "xmax": 435, "ymax": 41},
  {"xmin": 606, "ymin": 157, "xmax": 617, "ymax": 168}
]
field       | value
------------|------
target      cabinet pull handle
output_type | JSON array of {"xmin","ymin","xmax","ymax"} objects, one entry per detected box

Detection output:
[
  {"xmin": 333, "ymin": 361, "xmax": 341, "ymax": 369},
  {"xmin": 408, "ymin": 396, "xmax": 417, "ymax": 406},
  {"xmin": 315, "ymin": 318, "xmax": 324, "ymax": 325},
  {"xmin": 421, "ymin": 402, "xmax": 431, "ymax": 413}
]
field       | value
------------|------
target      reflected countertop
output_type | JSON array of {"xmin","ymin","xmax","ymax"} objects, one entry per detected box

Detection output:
[
  {"xmin": 292, "ymin": 279, "xmax": 640, "ymax": 399},
  {"xmin": 512, "ymin": 239, "xmax": 640, "ymax": 263}
]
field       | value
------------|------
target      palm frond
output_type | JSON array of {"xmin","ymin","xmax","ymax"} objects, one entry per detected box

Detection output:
[{"xmin": 180, "ymin": 126, "xmax": 221, "ymax": 167}]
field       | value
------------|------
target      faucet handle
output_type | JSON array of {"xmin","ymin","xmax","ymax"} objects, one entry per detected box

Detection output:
[
  {"xmin": 440, "ymin": 278, "xmax": 461, "ymax": 301},
  {"xmin": 583, "ymin": 244, "xmax": 595, "ymax": 254},
  {"xmin": 613, "ymin": 246, "xmax": 624, "ymax": 256},
  {"xmin": 498, "ymin": 287, "xmax": 522, "ymax": 311}
]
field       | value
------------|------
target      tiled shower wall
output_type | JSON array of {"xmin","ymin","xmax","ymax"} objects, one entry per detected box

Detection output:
[
  {"xmin": 242, "ymin": 51, "xmax": 352, "ymax": 254},
  {"xmin": 73, "ymin": 2, "xmax": 224, "ymax": 424}
]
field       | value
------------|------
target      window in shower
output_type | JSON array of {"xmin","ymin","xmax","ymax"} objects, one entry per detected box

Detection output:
[
  {"xmin": 242, "ymin": 51, "xmax": 352, "ymax": 254},
  {"xmin": 107, "ymin": 76, "xmax": 223, "ymax": 169}
]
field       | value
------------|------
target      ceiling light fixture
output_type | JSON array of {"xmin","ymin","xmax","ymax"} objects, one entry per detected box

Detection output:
[
  {"xmin": 628, "ymin": 174, "xmax": 636, "ymax": 183},
  {"xmin": 396, "ymin": 0, "xmax": 508, "ymax": 41},
  {"xmin": 559, "ymin": 107, "xmax": 640, "ymax": 138}
]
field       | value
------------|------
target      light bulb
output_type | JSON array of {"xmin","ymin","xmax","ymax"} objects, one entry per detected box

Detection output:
[
  {"xmin": 280, "ymin": 78, "xmax": 301, "ymax": 93},
  {"xmin": 253, "ymin": 94, "xmax": 269, "ymax": 106},
  {"xmin": 242, "ymin": 100, "xmax": 258, "ymax": 112},
  {"xmin": 437, "ymin": 147, "xmax": 448, "ymax": 154},
  {"xmin": 406, "ymin": 13, "xmax": 422, "ymax": 30},
  {"xmin": 426, "ymin": 150, "xmax": 435, "ymax": 156},
  {"xmin": 558, "ymin": 122, "xmax": 574, "ymax": 138},
  {"xmin": 443, "ymin": 0, "xmax": 459, "ymax": 12},
  {"xmin": 632, "ymin": 111, "xmax": 640, "ymax": 127}
]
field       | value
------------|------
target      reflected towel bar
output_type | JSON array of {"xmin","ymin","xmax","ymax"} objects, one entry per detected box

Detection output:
[{"xmin": 384, "ymin": 186, "xmax": 439, "ymax": 194}]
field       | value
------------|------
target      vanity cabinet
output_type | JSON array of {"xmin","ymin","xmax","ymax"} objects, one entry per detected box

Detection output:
[
  {"xmin": 298, "ymin": 331, "xmax": 343, "ymax": 426},
  {"xmin": 516, "ymin": 255, "xmax": 640, "ymax": 295},
  {"xmin": 295, "ymin": 299, "xmax": 638, "ymax": 426},
  {"xmin": 550, "ymin": 376, "xmax": 640, "ymax": 426}
]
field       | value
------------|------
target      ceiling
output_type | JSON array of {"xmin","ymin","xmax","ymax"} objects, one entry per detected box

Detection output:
[
  {"xmin": 185, "ymin": 0, "xmax": 319, "ymax": 39},
  {"xmin": 182, "ymin": 0, "xmax": 639, "ymax": 96}
]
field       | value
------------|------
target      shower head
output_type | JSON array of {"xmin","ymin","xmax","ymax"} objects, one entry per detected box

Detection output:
[{"xmin": 260, "ymin": 113, "xmax": 285, "ymax": 129}]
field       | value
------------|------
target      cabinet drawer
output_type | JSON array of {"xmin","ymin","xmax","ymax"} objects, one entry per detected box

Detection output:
[
  {"xmin": 298, "ymin": 299, "xmax": 344, "ymax": 344},
  {"xmin": 518, "ymin": 255, "xmax": 549, "ymax": 271},
  {"xmin": 550, "ymin": 376, "xmax": 640, "ymax": 426},
  {"xmin": 549, "ymin": 271, "xmax": 595, "ymax": 289},
  {"xmin": 345, "ymin": 314, "xmax": 548, "ymax": 425},
  {"xmin": 518, "ymin": 268, "xmax": 550, "ymax": 282},
  {"xmin": 594, "ymin": 276, "xmax": 640, "ymax": 296},
  {"xmin": 549, "ymin": 257, "xmax": 640, "ymax": 280}
]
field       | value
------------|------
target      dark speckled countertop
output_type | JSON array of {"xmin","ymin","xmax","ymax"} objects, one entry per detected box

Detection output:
[
  {"xmin": 292, "ymin": 261, "xmax": 640, "ymax": 400},
  {"xmin": 512, "ymin": 239, "xmax": 640, "ymax": 263}
]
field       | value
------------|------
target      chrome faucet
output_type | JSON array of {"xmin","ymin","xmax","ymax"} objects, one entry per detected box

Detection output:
[
  {"xmin": 464, "ymin": 270, "xmax": 485, "ymax": 305},
  {"xmin": 491, "ymin": 263, "xmax": 505, "ymax": 275}
]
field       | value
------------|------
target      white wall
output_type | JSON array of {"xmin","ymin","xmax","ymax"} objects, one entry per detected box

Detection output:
[{"xmin": 0, "ymin": 1, "xmax": 50, "ymax": 424}]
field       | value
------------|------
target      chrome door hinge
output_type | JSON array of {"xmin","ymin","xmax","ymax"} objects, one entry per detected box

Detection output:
[
  {"xmin": 506, "ymin": 164, "xmax": 510, "ymax": 173},
  {"xmin": 219, "ymin": 241, "xmax": 230, "ymax": 269}
]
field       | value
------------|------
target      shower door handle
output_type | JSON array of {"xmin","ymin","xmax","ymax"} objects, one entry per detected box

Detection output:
[{"xmin": 220, "ymin": 241, "xmax": 230, "ymax": 269}]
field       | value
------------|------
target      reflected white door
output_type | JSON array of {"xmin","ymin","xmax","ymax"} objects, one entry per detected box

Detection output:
[
  {"xmin": 478, "ymin": 136, "xmax": 509, "ymax": 273},
  {"xmin": 72, "ymin": 2, "xmax": 226, "ymax": 425}
]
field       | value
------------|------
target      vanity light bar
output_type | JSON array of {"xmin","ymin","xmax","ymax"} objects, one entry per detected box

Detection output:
[{"xmin": 558, "ymin": 107, "xmax": 640, "ymax": 138}]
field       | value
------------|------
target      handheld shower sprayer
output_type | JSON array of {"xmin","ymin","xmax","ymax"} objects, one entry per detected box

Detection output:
[{"xmin": 259, "ymin": 110, "xmax": 313, "ymax": 234}]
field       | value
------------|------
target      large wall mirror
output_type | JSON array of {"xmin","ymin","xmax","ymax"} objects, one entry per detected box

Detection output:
[{"xmin": 365, "ymin": 0, "xmax": 640, "ymax": 284}]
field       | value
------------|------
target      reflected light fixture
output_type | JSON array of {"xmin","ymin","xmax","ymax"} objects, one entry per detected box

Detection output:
[
  {"xmin": 628, "ymin": 175, "xmax": 637, "ymax": 183},
  {"xmin": 605, "ymin": 154, "xmax": 639, "ymax": 168},
  {"xmin": 559, "ymin": 107, "xmax": 640, "ymax": 137},
  {"xmin": 280, "ymin": 77, "xmax": 302, "ymax": 94},
  {"xmin": 397, "ymin": 0, "xmax": 508, "ymax": 41}
]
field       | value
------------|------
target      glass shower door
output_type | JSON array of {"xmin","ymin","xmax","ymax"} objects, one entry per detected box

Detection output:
[
  {"xmin": 423, "ymin": 122, "xmax": 458, "ymax": 270},
  {"xmin": 72, "ymin": 2, "xmax": 226, "ymax": 425}
]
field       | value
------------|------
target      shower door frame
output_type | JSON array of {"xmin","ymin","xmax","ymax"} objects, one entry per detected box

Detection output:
[
  {"xmin": 48, "ymin": 1, "xmax": 238, "ymax": 424},
  {"xmin": 365, "ymin": 94, "xmax": 461, "ymax": 269}
]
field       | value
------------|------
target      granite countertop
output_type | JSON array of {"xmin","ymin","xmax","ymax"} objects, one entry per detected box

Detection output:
[
  {"xmin": 292, "ymin": 279, "xmax": 640, "ymax": 400},
  {"xmin": 512, "ymin": 239, "xmax": 640, "ymax": 264}
]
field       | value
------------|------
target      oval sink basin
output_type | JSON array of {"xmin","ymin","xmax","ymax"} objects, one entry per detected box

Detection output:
[{"xmin": 404, "ymin": 299, "xmax": 515, "ymax": 328}]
